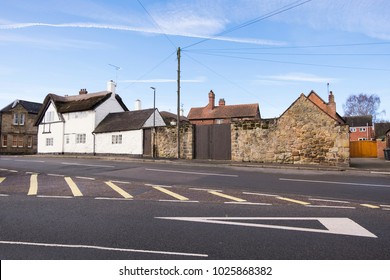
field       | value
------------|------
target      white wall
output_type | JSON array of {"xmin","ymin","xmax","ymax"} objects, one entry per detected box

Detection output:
[
  {"xmin": 63, "ymin": 110, "xmax": 95, "ymax": 153},
  {"xmin": 143, "ymin": 110, "xmax": 166, "ymax": 128},
  {"xmin": 95, "ymin": 94, "xmax": 125, "ymax": 128},
  {"xmin": 95, "ymin": 130, "xmax": 143, "ymax": 155},
  {"xmin": 37, "ymin": 102, "xmax": 64, "ymax": 153}
]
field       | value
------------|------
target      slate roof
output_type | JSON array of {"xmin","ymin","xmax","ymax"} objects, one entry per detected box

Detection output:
[
  {"xmin": 344, "ymin": 115, "xmax": 373, "ymax": 127},
  {"xmin": 35, "ymin": 91, "xmax": 128, "ymax": 126},
  {"xmin": 160, "ymin": 111, "xmax": 189, "ymax": 125},
  {"xmin": 93, "ymin": 109, "xmax": 155, "ymax": 133},
  {"xmin": 374, "ymin": 122, "xmax": 390, "ymax": 138},
  {"xmin": 1, "ymin": 99, "xmax": 42, "ymax": 114},
  {"xmin": 188, "ymin": 103, "xmax": 260, "ymax": 121}
]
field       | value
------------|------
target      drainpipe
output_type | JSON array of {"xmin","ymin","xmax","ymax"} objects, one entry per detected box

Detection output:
[{"xmin": 92, "ymin": 132, "xmax": 96, "ymax": 155}]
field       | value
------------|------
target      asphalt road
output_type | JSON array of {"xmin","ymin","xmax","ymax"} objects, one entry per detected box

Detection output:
[{"xmin": 0, "ymin": 155, "xmax": 389, "ymax": 259}]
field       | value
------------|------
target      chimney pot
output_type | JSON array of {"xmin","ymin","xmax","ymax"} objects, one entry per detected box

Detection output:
[
  {"xmin": 219, "ymin": 98, "xmax": 225, "ymax": 106},
  {"xmin": 79, "ymin": 88, "xmax": 88, "ymax": 95},
  {"xmin": 208, "ymin": 90, "xmax": 215, "ymax": 109}
]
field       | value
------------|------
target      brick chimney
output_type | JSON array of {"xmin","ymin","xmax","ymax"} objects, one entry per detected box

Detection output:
[
  {"xmin": 327, "ymin": 91, "xmax": 336, "ymax": 117},
  {"xmin": 219, "ymin": 98, "xmax": 225, "ymax": 106},
  {"xmin": 208, "ymin": 90, "xmax": 215, "ymax": 109},
  {"xmin": 79, "ymin": 88, "xmax": 88, "ymax": 95}
]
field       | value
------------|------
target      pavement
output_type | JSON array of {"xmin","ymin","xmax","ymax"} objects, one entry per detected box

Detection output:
[{"xmin": 23, "ymin": 153, "xmax": 390, "ymax": 174}]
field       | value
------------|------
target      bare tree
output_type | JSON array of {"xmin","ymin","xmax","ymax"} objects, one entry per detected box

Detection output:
[{"xmin": 342, "ymin": 93, "xmax": 385, "ymax": 122}]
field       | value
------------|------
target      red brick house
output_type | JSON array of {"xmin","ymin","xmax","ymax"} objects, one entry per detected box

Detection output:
[
  {"xmin": 0, "ymin": 99, "xmax": 42, "ymax": 154},
  {"xmin": 344, "ymin": 115, "xmax": 374, "ymax": 141},
  {"xmin": 307, "ymin": 90, "xmax": 345, "ymax": 124},
  {"xmin": 187, "ymin": 90, "xmax": 260, "ymax": 125}
]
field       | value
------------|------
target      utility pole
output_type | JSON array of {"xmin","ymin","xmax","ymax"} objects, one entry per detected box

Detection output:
[{"xmin": 177, "ymin": 47, "xmax": 181, "ymax": 159}]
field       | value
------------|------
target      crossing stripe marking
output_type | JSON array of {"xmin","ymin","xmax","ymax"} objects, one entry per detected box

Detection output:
[
  {"xmin": 208, "ymin": 191, "xmax": 247, "ymax": 202},
  {"xmin": 360, "ymin": 203, "xmax": 380, "ymax": 209},
  {"xmin": 27, "ymin": 174, "xmax": 38, "ymax": 196},
  {"xmin": 105, "ymin": 181, "xmax": 133, "ymax": 199},
  {"xmin": 0, "ymin": 177, "xmax": 5, "ymax": 184},
  {"xmin": 64, "ymin": 177, "xmax": 83, "ymax": 197},
  {"xmin": 153, "ymin": 186, "xmax": 189, "ymax": 201},
  {"xmin": 276, "ymin": 196, "xmax": 310, "ymax": 205}
]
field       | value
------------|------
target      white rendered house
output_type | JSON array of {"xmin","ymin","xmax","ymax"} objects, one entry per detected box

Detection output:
[
  {"xmin": 35, "ymin": 81, "xmax": 128, "ymax": 154},
  {"xmin": 93, "ymin": 108, "xmax": 166, "ymax": 156}
]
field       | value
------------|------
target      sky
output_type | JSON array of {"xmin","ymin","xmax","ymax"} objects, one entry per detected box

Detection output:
[{"xmin": 0, "ymin": 0, "xmax": 389, "ymax": 120}]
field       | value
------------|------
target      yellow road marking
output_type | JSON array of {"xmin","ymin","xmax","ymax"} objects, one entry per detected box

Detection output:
[
  {"xmin": 27, "ymin": 174, "xmax": 38, "ymax": 196},
  {"xmin": 153, "ymin": 186, "xmax": 189, "ymax": 201},
  {"xmin": 0, "ymin": 177, "xmax": 5, "ymax": 184},
  {"xmin": 208, "ymin": 191, "xmax": 247, "ymax": 202},
  {"xmin": 360, "ymin": 204, "xmax": 380, "ymax": 209},
  {"xmin": 276, "ymin": 196, "xmax": 310, "ymax": 205},
  {"xmin": 105, "ymin": 181, "xmax": 133, "ymax": 199},
  {"xmin": 64, "ymin": 177, "xmax": 83, "ymax": 197}
]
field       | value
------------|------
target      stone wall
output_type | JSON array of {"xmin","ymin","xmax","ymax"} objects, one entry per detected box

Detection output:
[
  {"xmin": 156, "ymin": 125, "xmax": 193, "ymax": 159},
  {"xmin": 231, "ymin": 95, "xmax": 350, "ymax": 167}
]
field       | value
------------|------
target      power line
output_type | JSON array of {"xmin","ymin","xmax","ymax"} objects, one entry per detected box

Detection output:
[
  {"xmin": 187, "ymin": 52, "xmax": 390, "ymax": 72},
  {"xmin": 136, "ymin": 0, "xmax": 177, "ymax": 49},
  {"xmin": 183, "ymin": 0, "xmax": 313, "ymax": 49},
  {"xmin": 187, "ymin": 50, "xmax": 390, "ymax": 56}
]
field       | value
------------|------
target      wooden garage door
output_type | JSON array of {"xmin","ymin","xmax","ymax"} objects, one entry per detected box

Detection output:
[{"xmin": 195, "ymin": 124, "xmax": 231, "ymax": 160}]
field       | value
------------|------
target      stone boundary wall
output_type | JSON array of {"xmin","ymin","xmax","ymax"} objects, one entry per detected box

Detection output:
[
  {"xmin": 156, "ymin": 125, "xmax": 193, "ymax": 159},
  {"xmin": 231, "ymin": 96, "xmax": 350, "ymax": 167}
]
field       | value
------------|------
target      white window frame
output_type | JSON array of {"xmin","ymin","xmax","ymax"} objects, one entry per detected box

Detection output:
[
  {"xmin": 27, "ymin": 136, "xmax": 33, "ymax": 148},
  {"xmin": 112, "ymin": 134, "xmax": 122, "ymax": 144},
  {"xmin": 349, "ymin": 127, "xmax": 356, "ymax": 132},
  {"xmin": 359, "ymin": 127, "xmax": 367, "ymax": 132},
  {"xmin": 45, "ymin": 111, "xmax": 55, "ymax": 123},
  {"xmin": 46, "ymin": 138, "xmax": 54, "ymax": 146},
  {"xmin": 76, "ymin": 134, "xmax": 86, "ymax": 144},
  {"xmin": 2, "ymin": 135, "xmax": 8, "ymax": 147}
]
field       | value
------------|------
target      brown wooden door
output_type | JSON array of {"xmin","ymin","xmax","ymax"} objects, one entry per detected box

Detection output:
[
  {"xmin": 195, "ymin": 124, "xmax": 231, "ymax": 160},
  {"xmin": 143, "ymin": 129, "xmax": 152, "ymax": 156}
]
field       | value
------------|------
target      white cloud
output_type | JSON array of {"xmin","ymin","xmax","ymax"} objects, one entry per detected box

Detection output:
[
  {"xmin": 256, "ymin": 72, "xmax": 338, "ymax": 84},
  {"xmin": 0, "ymin": 22, "xmax": 285, "ymax": 46}
]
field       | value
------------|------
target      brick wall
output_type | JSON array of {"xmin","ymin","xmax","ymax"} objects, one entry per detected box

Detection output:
[{"xmin": 377, "ymin": 139, "xmax": 387, "ymax": 159}]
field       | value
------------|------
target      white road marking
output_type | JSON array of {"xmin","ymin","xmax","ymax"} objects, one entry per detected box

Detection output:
[
  {"xmin": 309, "ymin": 198, "xmax": 351, "ymax": 204},
  {"xmin": 76, "ymin": 176, "xmax": 95, "ymax": 180},
  {"xmin": 380, "ymin": 204, "xmax": 390, "ymax": 207},
  {"xmin": 95, "ymin": 197, "xmax": 133, "ymax": 201},
  {"xmin": 225, "ymin": 202, "xmax": 272, "ymax": 206},
  {"xmin": 156, "ymin": 217, "xmax": 377, "ymax": 238},
  {"xmin": 159, "ymin": 199, "xmax": 199, "ymax": 203},
  {"xmin": 190, "ymin": 188, "xmax": 223, "ymax": 192},
  {"xmin": 243, "ymin": 192, "xmax": 279, "ymax": 197},
  {"xmin": 146, "ymin": 168, "xmax": 238, "ymax": 177},
  {"xmin": 111, "ymin": 180, "xmax": 131, "ymax": 184},
  {"xmin": 305, "ymin": 205, "xmax": 356, "ymax": 209},
  {"xmin": 61, "ymin": 162, "xmax": 115, "ymax": 168},
  {"xmin": 48, "ymin": 174, "xmax": 65, "ymax": 177},
  {"xmin": 15, "ymin": 159, "xmax": 45, "ymax": 163},
  {"xmin": 0, "ymin": 194, "xmax": 9, "ymax": 197},
  {"xmin": 370, "ymin": 171, "xmax": 390, "ymax": 175},
  {"xmin": 37, "ymin": 195, "xmax": 73, "ymax": 199},
  {"xmin": 0, "ymin": 240, "xmax": 208, "ymax": 258},
  {"xmin": 280, "ymin": 178, "xmax": 390, "ymax": 188}
]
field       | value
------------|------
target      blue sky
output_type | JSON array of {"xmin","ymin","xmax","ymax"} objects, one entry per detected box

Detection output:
[{"xmin": 1, "ymin": 0, "xmax": 389, "ymax": 119}]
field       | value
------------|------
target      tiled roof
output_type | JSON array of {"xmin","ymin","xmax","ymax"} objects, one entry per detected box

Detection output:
[
  {"xmin": 307, "ymin": 91, "xmax": 345, "ymax": 124},
  {"xmin": 188, "ymin": 103, "xmax": 259, "ymax": 120},
  {"xmin": 94, "ymin": 109, "xmax": 155, "ymax": 133},
  {"xmin": 1, "ymin": 99, "xmax": 42, "ymax": 114},
  {"xmin": 344, "ymin": 115, "xmax": 373, "ymax": 127}
]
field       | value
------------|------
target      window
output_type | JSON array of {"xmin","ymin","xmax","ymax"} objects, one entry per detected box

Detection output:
[
  {"xmin": 12, "ymin": 135, "xmax": 18, "ymax": 147},
  {"xmin": 65, "ymin": 135, "xmax": 70, "ymax": 144},
  {"xmin": 46, "ymin": 138, "xmax": 53, "ymax": 146},
  {"xmin": 45, "ymin": 111, "xmax": 55, "ymax": 123},
  {"xmin": 12, "ymin": 113, "xmax": 25, "ymax": 125},
  {"xmin": 76, "ymin": 134, "xmax": 86, "ymax": 144},
  {"xmin": 27, "ymin": 136, "xmax": 33, "ymax": 148},
  {"xmin": 112, "ymin": 135, "xmax": 122, "ymax": 144},
  {"xmin": 2, "ymin": 135, "xmax": 7, "ymax": 147},
  {"xmin": 359, "ymin": 127, "xmax": 367, "ymax": 132},
  {"xmin": 215, "ymin": 119, "xmax": 224, "ymax": 124},
  {"xmin": 18, "ymin": 136, "xmax": 24, "ymax": 147},
  {"xmin": 349, "ymin": 128, "xmax": 356, "ymax": 132}
]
